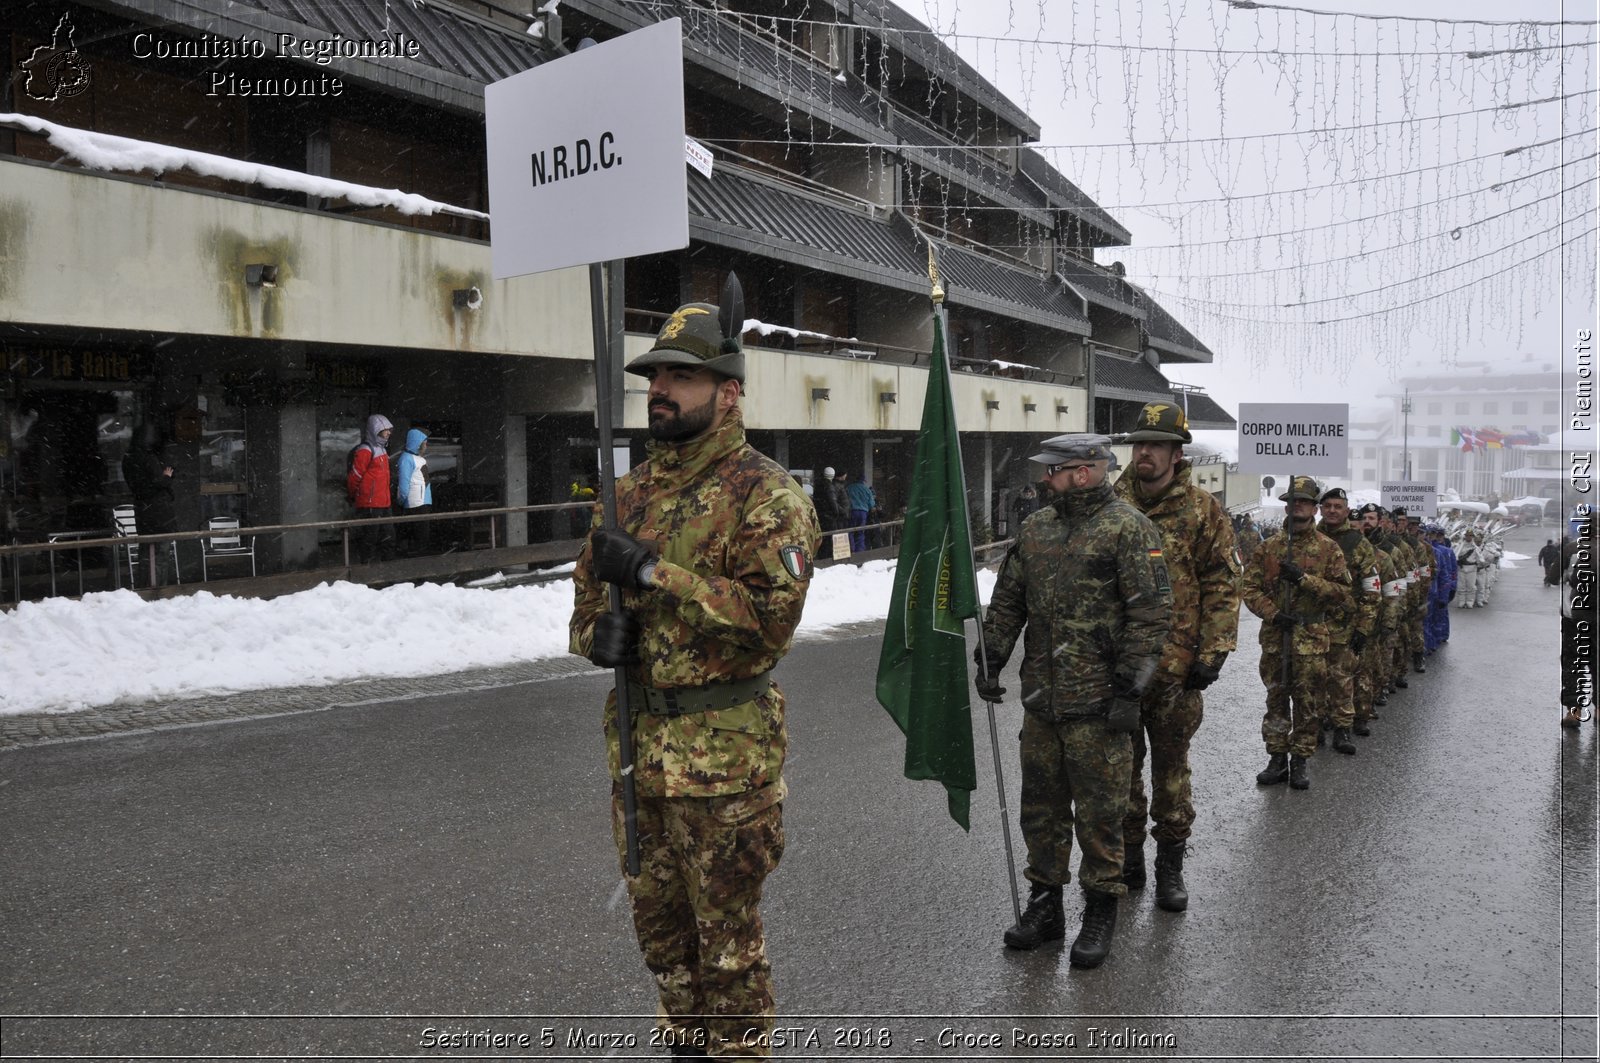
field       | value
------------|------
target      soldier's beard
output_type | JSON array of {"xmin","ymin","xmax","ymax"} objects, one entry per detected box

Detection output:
[{"xmin": 648, "ymin": 393, "xmax": 717, "ymax": 442}]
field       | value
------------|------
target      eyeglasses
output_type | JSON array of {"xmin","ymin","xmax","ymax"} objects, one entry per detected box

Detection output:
[{"xmin": 1045, "ymin": 462, "xmax": 1088, "ymax": 476}]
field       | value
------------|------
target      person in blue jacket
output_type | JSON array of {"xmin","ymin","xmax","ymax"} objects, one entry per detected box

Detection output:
[
  {"xmin": 396, "ymin": 427, "xmax": 434, "ymax": 555},
  {"xmin": 844, "ymin": 472, "xmax": 877, "ymax": 552}
]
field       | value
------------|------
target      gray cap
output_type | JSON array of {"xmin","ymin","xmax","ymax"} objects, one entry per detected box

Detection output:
[{"xmin": 1028, "ymin": 433, "xmax": 1116, "ymax": 467}]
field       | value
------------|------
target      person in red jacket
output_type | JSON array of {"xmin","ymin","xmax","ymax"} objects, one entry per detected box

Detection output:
[{"xmin": 346, "ymin": 413, "xmax": 395, "ymax": 564}]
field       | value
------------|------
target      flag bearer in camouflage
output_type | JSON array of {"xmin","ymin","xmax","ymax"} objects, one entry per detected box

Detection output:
[
  {"xmin": 1357, "ymin": 503, "xmax": 1404, "ymax": 732},
  {"xmin": 1241, "ymin": 476, "xmax": 1352, "ymax": 791},
  {"xmin": 1111, "ymin": 402, "xmax": 1239, "ymax": 913},
  {"xmin": 569, "ymin": 300, "xmax": 820, "ymax": 1060},
  {"xmin": 1315, "ymin": 488, "xmax": 1380, "ymax": 755},
  {"xmin": 976, "ymin": 434, "xmax": 1172, "ymax": 969}
]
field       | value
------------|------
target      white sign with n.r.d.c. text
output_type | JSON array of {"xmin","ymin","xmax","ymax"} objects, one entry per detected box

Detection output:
[
  {"xmin": 485, "ymin": 19, "xmax": 688, "ymax": 279},
  {"xmin": 1381, "ymin": 482, "xmax": 1438, "ymax": 517},
  {"xmin": 1235, "ymin": 403, "xmax": 1350, "ymax": 475}
]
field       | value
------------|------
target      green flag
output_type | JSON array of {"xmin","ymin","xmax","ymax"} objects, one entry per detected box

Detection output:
[{"xmin": 875, "ymin": 309, "xmax": 980, "ymax": 829}]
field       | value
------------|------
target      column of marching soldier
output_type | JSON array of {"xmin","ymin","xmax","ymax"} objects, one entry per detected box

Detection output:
[
  {"xmin": 572, "ymin": 296, "xmax": 1527, "ymax": 1057},
  {"xmin": 976, "ymin": 401, "xmax": 1513, "ymax": 973}
]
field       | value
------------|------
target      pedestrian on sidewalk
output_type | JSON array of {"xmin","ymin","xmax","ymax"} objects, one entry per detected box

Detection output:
[
  {"xmin": 570, "ymin": 292, "xmax": 820, "ymax": 1058},
  {"xmin": 975, "ymin": 433, "xmax": 1172, "ymax": 968},
  {"xmin": 1111, "ymin": 402, "xmax": 1239, "ymax": 914},
  {"xmin": 395, "ymin": 427, "xmax": 433, "ymax": 556},
  {"xmin": 346, "ymin": 414, "xmax": 395, "ymax": 565},
  {"xmin": 844, "ymin": 472, "xmax": 876, "ymax": 552}
]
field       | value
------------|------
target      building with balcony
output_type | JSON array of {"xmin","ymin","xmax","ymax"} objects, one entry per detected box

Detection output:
[{"xmin": 1, "ymin": 0, "xmax": 1231, "ymax": 581}]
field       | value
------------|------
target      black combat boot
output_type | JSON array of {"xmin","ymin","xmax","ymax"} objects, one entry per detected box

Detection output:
[
  {"xmin": 1121, "ymin": 842, "xmax": 1146, "ymax": 890},
  {"xmin": 1332, "ymin": 727, "xmax": 1356, "ymax": 754},
  {"xmin": 1352, "ymin": 719, "xmax": 1372, "ymax": 736},
  {"xmin": 1394, "ymin": 674, "xmax": 1409, "ymax": 689},
  {"xmin": 1069, "ymin": 892, "xmax": 1119, "ymax": 968},
  {"xmin": 1315, "ymin": 722, "xmax": 1328, "ymax": 749},
  {"xmin": 1288, "ymin": 754, "xmax": 1311, "ymax": 790},
  {"xmin": 1412, "ymin": 652, "xmax": 1426, "ymax": 674},
  {"xmin": 1004, "ymin": 883, "xmax": 1065, "ymax": 950},
  {"xmin": 1153, "ymin": 841, "xmax": 1189, "ymax": 912},
  {"xmin": 1256, "ymin": 752, "xmax": 1289, "ymax": 785}
]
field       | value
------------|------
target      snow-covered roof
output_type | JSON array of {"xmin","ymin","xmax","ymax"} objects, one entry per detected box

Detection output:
[{"xmin": 0, "ymin": 113, "xmax": 488, "ymax": 221}]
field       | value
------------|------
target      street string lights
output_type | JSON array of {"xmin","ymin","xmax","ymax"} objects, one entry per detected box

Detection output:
[{"xmin": 663, "ymin": 0, "xmax": 1597, "ymax": 383}]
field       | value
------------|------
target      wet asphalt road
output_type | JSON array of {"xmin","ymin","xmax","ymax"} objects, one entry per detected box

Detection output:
[{"xmin": 1, "ymin": 525, "xmax": 1594, "ymax": 1061}]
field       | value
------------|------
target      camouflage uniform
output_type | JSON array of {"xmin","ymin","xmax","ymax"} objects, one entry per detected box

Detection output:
[
  {"xmin": 1357, "ymin": 535, "xmax": 1404, "ymax": 726},
  {"xmin": 1319, "ymin": 521, "xmax": 1380, "ymax": 730},
  {"xmin": 981, "ymin": 480, "xmax": 1172, "ymax": 896},
  {"xmin": 1384, "ymin": 530, "xmax": 1419, "ymax": 686},
  {"xmin": 571, "ymin": 334, "xmax": 819, "ymax": 1057},
  {"xmin": 1241, "ymin": 522, "xmax": 1352, "ymax": 757},
  {"xmin": 1367, "ymin": 528, "xmax": 1405, "ymax": 694},
  {"xmin": 1397, "ymin": 522, "xmax": 1431, "ymax": 668},
  {"xmin": 1113, "ymin": 459, "xmax": 1239, "ymax": 846}
]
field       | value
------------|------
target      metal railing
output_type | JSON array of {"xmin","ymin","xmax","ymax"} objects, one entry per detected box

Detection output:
[
  {"xmin": 0, "ymin": 500, "xmax": 596, "ymax": 602},
  {"xmin": 0, "ymin": 504, "xmax": 938, "ymax": 603}
]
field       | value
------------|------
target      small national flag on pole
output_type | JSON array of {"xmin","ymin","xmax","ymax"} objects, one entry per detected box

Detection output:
[{"xmin": 875, "ymin": 263, "xmax": 980, "ymax": 829}]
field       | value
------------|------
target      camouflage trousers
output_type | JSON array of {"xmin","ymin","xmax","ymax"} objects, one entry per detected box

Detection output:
[
  {"xmin": 1321, "ymin": 640, "xmax": 1358, "ymax": 728},
  {"xmin": 1354, "ymin": 633, "xmax": 1389, "ymax": 723},
  {"xmin": 1258, "ymin": 646, "xmax": 1328, "ymax": 757},
  {"xmin": 1123, "ymin": 677, "xmax": 1202, "ymax": 846},
  {"xmin": 1019, "ymin": 713, "xmax": 1132, "ymax": 896},
  {"xmin": 613, "ymin": 785, "xmax": 785, "ymax": 1060},
  {"xmin": 1406, "ymin": 598, "xmax": 1426, "ymax": 656}
]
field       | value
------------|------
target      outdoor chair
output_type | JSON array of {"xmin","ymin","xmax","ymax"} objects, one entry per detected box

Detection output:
[
  {"xmin": 112, "ymin": 504, "xmax": 181, "ymax": 587},
  {"xmin": 200, "ymin": 516, "xmax": 257, "ymax": 580}
]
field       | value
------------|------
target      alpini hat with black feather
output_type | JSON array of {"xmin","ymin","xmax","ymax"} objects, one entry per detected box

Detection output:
[{"xmin": 625, "ymin": 274, "xmax": 748, "ymax": 382}]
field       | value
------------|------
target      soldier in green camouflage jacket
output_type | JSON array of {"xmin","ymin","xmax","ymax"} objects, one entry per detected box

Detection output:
[
  {"xmin": 1400, "ymin": 511, "xmax": 1432, "ymax": 675},
  {"xmin": 1356, "ymin": 503, "xmax": 1404, "ymax": 731},
  {"xmin": 1111, "ymin": 402, "xmax": 1239, "ymax": 914},
  {"xmin": 1240, "ymin": 476, "xmax": 1352, "ymax": 790},
  {"xmin": 570, "ymin": 300, "xmax": 819, "ymax": 1060},
  {"xmin": 977, "ymin": 434, "xmax": 1172, "ymax": 969},
  {"xmin": 1315, "ymin": 487, "xmax": 1380, "ymax": 755}
]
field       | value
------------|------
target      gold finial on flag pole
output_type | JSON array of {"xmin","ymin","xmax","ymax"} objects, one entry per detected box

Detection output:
[{"xmin": 927, "ymin": 243, "xmax": 945, "ymax": 306}]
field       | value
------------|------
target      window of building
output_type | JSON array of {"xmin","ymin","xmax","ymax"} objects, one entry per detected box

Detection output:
[
  {"xmin": 1482, "ymin": 401, "xmax": 1498, "ymax": 415},
  {"xmin": 1455, "ymin": 401, "xmax": 1469, "ymax": 414},
  {"xmin": 1511, "ymin": 400, "xmax": 1527, "ymax": 415},
  {"xmin": 1545, "ymin": 400, "xmax": 1559, "ymax": 414},
  {"xmin": 1427, "ymin": 402, "xmax": 1441, "ymax": 415},
  {"xmin": 1363, "ymin": 446, "xmax": 1376, "ymax": 459},
  {"xmin": 1425, "ymin": 425, "xmax": 1441, "ymax": 437}
]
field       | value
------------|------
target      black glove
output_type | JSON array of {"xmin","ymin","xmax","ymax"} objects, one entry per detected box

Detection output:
[
  {"xmin": 1278, "ymin": 560, "xmax": 1305, "ymax": 585},
  {"xmin": 588, "ymin": 611, "xmax": 640, "ymax": 667},
  {"xmin": 590, "ymin": 528, "xmax": 654, "ymax": 590},
  {"xmin": 1348, "ymin": 631, "xmax": 1367, "ymax": 656},
  {"xmin": 1271, "ymin": 612, "xmax": 1302, "ymax": 631},
  {"xmin": 972, "ymin": 647, "xmax": 1006, "ymax": 701},
  {"xmin": 1184, "ymin": 655, "xmax": 1226, "ymax": 691},
  {"xmin": 1106, "ymin": 695, "xmax": 1142, "ymax": 733}
]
